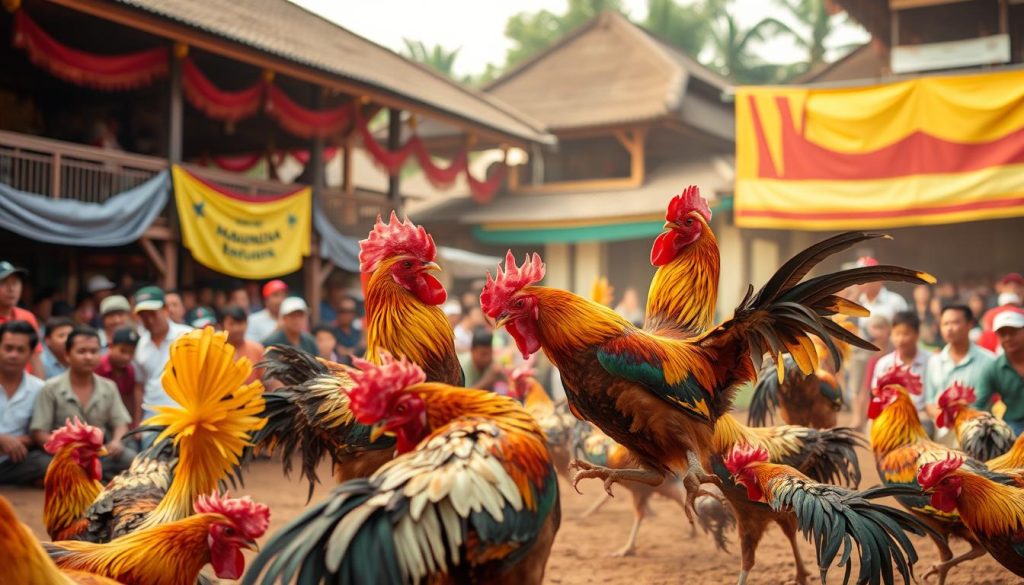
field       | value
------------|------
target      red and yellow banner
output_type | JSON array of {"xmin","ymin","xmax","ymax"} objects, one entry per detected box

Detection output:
[
  {"xmin": 735, "ymin": 69, "xmax": 1024, "ymax": 230},
  {"xmin": 172, "ymin": 166, "xmax": 310, "ymax": 279}
]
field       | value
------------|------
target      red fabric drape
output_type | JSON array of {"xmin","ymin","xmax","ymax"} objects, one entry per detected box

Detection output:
[
  {"xmin": 181, "ymin": 57, "xmax": 263, "ymax": 122},
  {"xmin": 205, "ymin": 152, "xmax": 265, "ymax": 173},
  {"xmin": 355, "ymin": 108, "xmax": 418, "ymax": 174},
  {"xmin": 290, "ymin": 147, "xmax": 339, "ymax": 165},
  {"xmin": 12, "ymin": 11, "xmax": 168, "ymax": 91},
  {"xmin": 467, "ymin": 163, "xmax": 507, "ymax": 203},
  {"xmin": 264, "ymin": 84, "xmax": 352, "ymax": 139},
  {"xmin": 410, "ymin": 136, "xmax": 468, "ymax": 188}
]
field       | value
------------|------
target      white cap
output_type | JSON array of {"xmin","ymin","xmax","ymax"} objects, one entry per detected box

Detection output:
[
  {"xmin": 87, "ymin": 274, "xmax": 116, "ymax": 293},
  {"xmin": 994, "ymin": 310, "xmax": 1024, "ymax": 331},
  {"xmin": 280, "ymin": 296, "xmax": 309, "ymax": 316},
  {"xmin": 998, "ymin": 292, "xmax": 1022, "ymax": 307},
  {"xmin": 442, "ymin": 301, "xmax": 462, "ymax": 316}
]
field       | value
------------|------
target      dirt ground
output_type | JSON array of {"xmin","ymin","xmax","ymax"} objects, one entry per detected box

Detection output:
[{"xmin": 4, "ymin": 418, "xmax": 1023, "ymax": 585}]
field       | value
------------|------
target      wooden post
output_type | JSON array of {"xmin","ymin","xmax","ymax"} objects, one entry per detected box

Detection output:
[
  {"xmin": 168, "ymin": 47, "xmax": 184, "ymax": 164},
  {"xmin": 308, "ymin": 100, "xmax": 325, "ymax": 324},
  {"xmin": 162, "ymin": 239, "xmax": 178, "ymax": 290},
  {"xmin": 999, "ymin": 0, "xmax": 1008, "ymax": 35},
  {"xmin": 341, "ymin": 136, "xmax": 357, "ymax": 225},
  {"xmin": 387, "ymin": 108, "xmax": 402, "ymax": 214},
  {"xmin": 51, "ymin": 152, "xmax": 61, "ymax": 199}
]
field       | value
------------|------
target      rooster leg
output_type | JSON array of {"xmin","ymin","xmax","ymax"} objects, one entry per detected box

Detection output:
[
  {"xmin": 683, "ymin": 472, "xmax": 728, "ymax": 524},
  {"xmin": 569, "ymin": 459, "xmax": 663, "ymax": 495},
  {"xmin": 578, "ymin": 492, "xmax": 611, "ymax": 519},
  {"xmin": 610, "ymin": 497, "xmax": 645, "ymax": 558},
  {"xmin": 923, "ymin": 540, "xmax": 986, "ymax": 584},
  {"xmin": 779, "ymin": 517, "xmax": 809, "ymax": 585},
  {"xmin": 686, "ymin": 450, "xmax": 723, "ymax": 486}
]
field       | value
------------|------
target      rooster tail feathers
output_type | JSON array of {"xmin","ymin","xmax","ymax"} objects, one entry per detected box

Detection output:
[
  {"xmin": 747, "ymin": 359, "xmax": 786, "ymax": 427},
  {"xmin": 257, "ymin": 345, "xmax": 329, "ymax": 385},
  {"xmin": 795, "ymin": 427, "xmax": 866, "ymax": 488},
  {"xmin": 757, "ymin": 232, "xmax": 888, "ymax": 305}
]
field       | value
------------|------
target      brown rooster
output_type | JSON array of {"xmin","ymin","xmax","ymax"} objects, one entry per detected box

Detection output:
[{"xmin": 936, "ymin": 381, "xmax": 1015, "ymax": 462}]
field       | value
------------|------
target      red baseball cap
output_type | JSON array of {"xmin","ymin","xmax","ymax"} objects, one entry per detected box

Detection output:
[
  {"xmin": 262, "ymin": 279, "xmax": 288, "ymax": 298},
  {"xmin": 1000, "ymin": 272, "xmax": 1024, "ymax": 286}
]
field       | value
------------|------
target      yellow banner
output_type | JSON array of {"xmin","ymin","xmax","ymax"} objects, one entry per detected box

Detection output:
[
  {"xmin": 172, "ymin": 165, "xmax": 311, "ymax": 278},
  {"xmin": 735, "ymin": 69, "xmax": 1024, "ymax": 230}
]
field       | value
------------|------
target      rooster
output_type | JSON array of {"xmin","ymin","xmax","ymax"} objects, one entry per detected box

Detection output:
[
  {"xmin": 726, "ymin": 444, "xmax": 936, "ymax": 585},
  {"xmin": 46, "ymin": 493, "xmax": 269, "ymax": 585},
  {"xmin": 748, "ymin": 355, "xmax": 844, "ymax": 429},
  {"xmin": 69, "ymin": 327, "xmax": 266, "ymax": 542},
  {"xmin": 481, "ymin": 232, "xmax": 932, "ymax": 499},
  {"xmin": 244, "ymin": 353, "xmax": 560, "ymax": 585},
  {"xmin": 0, "ymin": 495, "xmax": 122, "ymax": 585},
  {"xmin": 988, "ymin": 434, "xmax": 1024, "ymax": 472},
  {"xmin": 254, "ymin": 213, "xmax": 462, "ymax": 489},
  {"xmin": 506, "ymin": 360, "xmax": 575, "ymax": 475},
  {"xmin": 43, "ymin": 418, "xmax": 107, "ymax": 540},
  {"xmin": 919, "ymin": 455, "xmax": 1024, "ymax": 578},
  {"xmin": 936, "ymin": 381, "xmax": 1015, "ymax": 462},
  {"xmin": 868, "ymin": 365, "xmax": 999, "ymax": 583},
  {"xmin": 711, "ymin": 412, "xmax": 863, "ymax": 583}
]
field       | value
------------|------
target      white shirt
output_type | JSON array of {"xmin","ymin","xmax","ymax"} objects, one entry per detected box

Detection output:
[
  {"xmin": 858, "ymin": 287, "xmax": 909, "ymax": 333},
  {"xmin": 134, "ymin": 322, "xmax": 192, "ymax": 415},
  {"xmin": 871, "ymin": 347, "xmax": 930, "ymax": 412},
  {"xmin": 246, "ymin": 309, "xmax": 278, "ymax": 343},
  {"xmin": 0, "ymin": 373, "xmax": 44, "ymax": 463}
]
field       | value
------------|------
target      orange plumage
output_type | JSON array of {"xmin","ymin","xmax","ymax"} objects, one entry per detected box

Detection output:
[{"xmin": 43, "ymin": 419, "xmax": 106, "ymax": 540}]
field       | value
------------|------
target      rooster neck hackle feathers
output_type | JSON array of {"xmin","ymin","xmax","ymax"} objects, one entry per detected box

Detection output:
[
  {"xmin": 44, "ymin": 448, "xmax": 102, "ymax": 540},
  {"xmin": 988, "ymin": 436, "xmax": 1024, "ymax": 471},
  {"xmin": 646, "ymin": 229, "xmax": 719, "ymax": 335},
  {"xmin": 870, "ymin": 389, "xmax": 929, "ymax": 455},
  {"xmin": 950, "ymin": 470, "xmax": 1024, "ymax": 536},
  {"xmin": 1, "ymin": 497, "xmax": 79, "ymax": 585},
  {"xmin": 532, "ymin": 287, "xmax": 630, "ymax": 358},
  {"xmin": 140, "ymin": 327, "xmax": 267, "ymax": 529}
]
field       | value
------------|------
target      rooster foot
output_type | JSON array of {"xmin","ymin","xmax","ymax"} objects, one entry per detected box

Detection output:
[
  {"xmin": 568, "ymin": 460, "xmax": 663, "ymax": 496},
  {"xmin": 609, "ymin": 546, "xmax": 635, "ymax": 558},
  {"xmin": 682, "ymin": 473, "xmax": 728, "ymax": 525}
]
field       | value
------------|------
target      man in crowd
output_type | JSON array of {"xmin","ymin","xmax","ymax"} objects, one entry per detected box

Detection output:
[
  {"xmin": 95, "ymin": 326, "xmax": 139, "ymax": 423},
  {"xmin": 164, "ymin": 290, "xmax": 187, "ymax": 325},
  {"xmin": 262, "ymin": 297, "xmax": 318, "ymax": 355},
  {"xmin": 871, "ymin": 312, "xmax": 931, "ymax": 434},
  {"xmin": 332, "ymin": 295, "xmax": 364, "ymax": 356},
  {"xmin": 313, "ymin": 325, "xmax": 341, "ymax": 362},
  {"xmin": 975, "ymin": 310, "xmax": 1024, "ymax": 435},
  {"xmin": 221, "ymin": 305, "xmax": 263, "ymax": 384},
  {"xmin": 459, "ymin": 330, "xmax": 505, "ymax": 391},
  {"xmin": 0, "ymin": 320, "xmax": 47, "ymax": 485},
  {"xmin": 925, "ymin": 305, "xmax": 994, "ymax": 434},
  {"xmin": 248, "ymin": 280, "xmax": 288, "ymax": 342},
  {"xmin": 188, "ymin": 306, "xmax": 217, "ymax": 329},
  {"xmin": 132, "ymin": 286, "xmax": 191, "ymax": 436},
  {"xmin": 41, "ymin": 316, "xmax": 74, "ymax": 379},
  {"xmin": 856, "ymin": 256, "xmax": 909, "ymax": 336},
  {"xmin": 31, "ymin": 326, "xmax": 135, "ymax": 479},
  {"xmin": 0, "ymin": 261, "xmax": 44, "ymax": 375},
  {"xmin": 86, "ymin": 274, "xmax": 116, "ymax": 305},
  {"xmin": 227, "ymin": 284, "xmax": 252, "ymax": 314},
  {"xmin": 98, "ymin": 294, "xmax": 131, "ymax": 351}
]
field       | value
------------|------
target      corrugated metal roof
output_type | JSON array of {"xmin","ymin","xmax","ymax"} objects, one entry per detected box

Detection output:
[{"xmin": 110, "ymin": 0, "xmax": 551, "ymax": 143}]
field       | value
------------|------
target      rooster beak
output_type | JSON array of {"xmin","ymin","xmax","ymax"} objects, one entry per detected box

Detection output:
[
  {"xmin": 242, "ymin": 538, "xmax": 259, "ymax": 552},
  {"xmin": 663, "ymin": 221, "xmax": 675, "ymax": 230},
  {"xmin": 369, "ymin": 422, "xmax": 388, "ymax": 443},
  {"xmin": 97, "ymin": 446, "xmax": 109, "ymax": 457},
  {"xmin": 494, "ymin": 315, "xmax": 510, "ymax": 329},
  {"xmin": 421, "ymin": 261, "xmax": 441, "ymax": 273}
]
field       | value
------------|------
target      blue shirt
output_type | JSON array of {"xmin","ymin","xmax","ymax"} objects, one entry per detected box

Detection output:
[
  {"xmin": 0, "ymin": 373, "xmax": 44, "ymax": 463},
  {"xmin": 41, "ymin": 346, "xmax": 68, "ymax": 380},
  {"xmin": 924, "ymin": 343, "xmax": 995, "ymax": 406}
]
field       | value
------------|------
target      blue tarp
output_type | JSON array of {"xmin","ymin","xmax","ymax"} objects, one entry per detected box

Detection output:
[
  {"xmin": 0, "ymin": 170, "xmax": 171, "ymax": 247},
  {"xmin": 312, "ymin": 197, "xmax": 361, "ymax": 272}
]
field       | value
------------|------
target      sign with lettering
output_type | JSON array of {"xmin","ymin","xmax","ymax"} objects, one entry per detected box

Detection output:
[{"xmin": 172, "ymin": 165, "xmax": 310, "ymax": 278}]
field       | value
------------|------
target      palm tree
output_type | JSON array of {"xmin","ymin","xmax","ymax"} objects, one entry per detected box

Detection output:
[
  {"xmin": 773, "ymin": 0, "xmax": 862, "ymax": 73},
  {"xmin": 503, "ymin": 0, "xmax": 624, "ymax": 67},
  {"xmin": 642, "ymin": 0, "xmax": 708, "ymax": 58},
  {"xmin": 704, "ymin": 2, "xmax": 792, "ymax": 83},
  {"xmin": 402, "ymin": 39, "xmax": 461, "ymax": 77}
]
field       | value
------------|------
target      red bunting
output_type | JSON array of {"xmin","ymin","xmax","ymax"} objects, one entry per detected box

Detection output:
[
  {"xmin": 265, "ymin": 84, "xmax": 353, "ymax": 140},
  {"xmin": 354, "ymin": 108, "xmax": 418, "ymax": 174},
  {"xmin": 466, "ymin": 163, "xmax": 507, "ymax": 203},
  {"xmin": 12, "ymin": 11, "xmax": 168, "ymax": 91},
  {"xmin": 411, "ymin": 136, "xmax": 468, "ymax": 188},
  {"xmin": 181, "ymin": 57, "xmax": 263, "ymax": 122}
]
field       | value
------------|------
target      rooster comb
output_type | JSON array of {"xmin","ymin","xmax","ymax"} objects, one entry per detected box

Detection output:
[
  {"xmin": 874, "ymin": 365, "xmax": 922, "ymax": 396},
  {"xmin": 666, "ymin": 185, "xmax": 711, "ymax": 224},
  {"xmin": 44, "ymin": 417, "xmax": 104, "ymax": 454},
  {"xmin": 359, "ymin": 211, "xmax": 437, "ymax": 273},
  {"xmin": 480, "ymin": 251, "xmax": 545, "ymax": 318},
  {"xmin": 938, "ymin": 381, "xmax": 976, "ymax": 409},
  {"xmin": 194, "ymin": 493, "xmax": 270, "ymax": 539},
  {"xmin": 724, "ymin": 443, "xmax": 769, "ymax": 475},
  {"xmin": 917, "ymin": 454, "xmax": 965, "ymax": 489},
  {"xmin": 347, "ymin": 351, "xmax": 426, "ymax": 422}
]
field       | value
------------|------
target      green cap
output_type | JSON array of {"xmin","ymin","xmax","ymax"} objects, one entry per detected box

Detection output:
[{"xmin": 134, "ymin": 286, "xmax": 165, "ymax": 313}]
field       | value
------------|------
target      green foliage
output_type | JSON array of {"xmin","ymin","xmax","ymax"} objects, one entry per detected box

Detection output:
[
  {"xmin": 642, "ymin": 0, "xmax": 708, "ymax": 57},
  {"xmin": 504, "ymin": 0, "xmax": 624, "ymax": 68},
  {"xmin": 402, "ymin": 38, "xmax": 462, "ymax": 77}
]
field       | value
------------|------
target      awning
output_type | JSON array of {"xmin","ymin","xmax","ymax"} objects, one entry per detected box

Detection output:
[
  {"xmin": 735, "ymin": 69, "xmax": 1024, "ymax": 230},
  {"xmin": 436, "ymin": 247, "xmax": 501, "ymax": 279}
]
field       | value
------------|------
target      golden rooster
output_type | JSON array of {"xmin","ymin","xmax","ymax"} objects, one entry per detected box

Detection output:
[
  {"xmin": 482, "ymin": 232, "xmax": 931, "ymax": 499},
  {"xmin": 66, "ymin": 327, "xmax": 266, "ymax": 542},
  {"xmin": 936, "ymin": 381, "xmax": 1015, "ymax": 462},
  {"xmin": 43, "ymin": 418, "xmax": 107, "ymax": 540},
  {"xmin": 919, "ymin": 455, "xmax": 1024, "ymax": 578},
  {"xmin": 254, "ymin": 213, "xmax": 463, "ymax": 489},
  {"xmin": 725, "ymin": 444, "xmax": 937, "ymax": 585},
  {"xmin": 47, "ymin": 493, "xmax": 269, "ymax": 585},
  {"xmin": 244, "ymin": 353, "xmax": 560, "ymax": 585},
  {"xmin": 0, "ymin": 495, "xmax": 121, "ymax": 585}
]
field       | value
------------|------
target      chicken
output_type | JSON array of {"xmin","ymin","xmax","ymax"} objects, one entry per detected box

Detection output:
[
  {"xmin": 43, "ymin": 418, "xmax": 107, "ymax": 540},
  {"xmin": 726, "ymin": 444, "xmax": 936, "ymax": 585},
  {"xmin": 73, "ymin": 327, "xmax": 266, "ymax": 542},
  {"xmin": 868, "ymin": 365, "xmax": 1000, "ymax": 583},
  {"xmin": 481, "ymin": 232, "xmax": 932, "ymax": 499},
  {"xmin": 711, "ymin": 412, "xmax": 864, "ymax": 584},
  {"xmin": 506, "ymin": 360, "xmax": 575, "ymax": 475},
  {"xmin": 987, "ymin": 434, "xmax": 1024, "ymax": 472},
  {"xmin": 748, "ymin": 356, "xmax": 844, "ymax": 429},
  {"xmin": 254, "ymin": 213, "xmax": 462, "ymax": 490},
  {"xmin": 0, "ymin": 495, "xmax": 122, "ymax": 585},
  {"xmin": 46, "ymin": 493, "xmax": 269, "ymax": 585},
  {"xmin": 919, "ymin": 455, "xmax": 1024, "ymax": 578},
  {"xmin": 936, "ymin": 381, "xmax": 1015, "ymax": 462},
  {"xmin": 244, "ymin": 353, "xmax": 560, "ymax": 585}
]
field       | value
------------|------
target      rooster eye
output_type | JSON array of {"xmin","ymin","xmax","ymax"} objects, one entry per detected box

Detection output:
[
  {"xmin": 396, "ymin": 404, "xmax": 406, "ymax": 413},
  {"xmin": 515, "ymin": 299, "xmax": 524, "ymax": 308},
  {"xmin": 403, "ymin": 261, "xmax": 413, "ymax": 269},
  {"xmin": 685, "ymin": 218, "xmax": 695, "ymax": 226},
  {"xmin": 225, "ymin": 526, "xmax": 235, "ymax": 535}
]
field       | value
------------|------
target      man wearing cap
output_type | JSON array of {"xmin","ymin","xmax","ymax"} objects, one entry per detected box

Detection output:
[
  {"xmin": 132, "ymin": 286, "xmax": 191, "ymax": 436},
  {"xmin": 975, "ymin": 310, "xmax": 1024, "ymax": 435},
  {"xmin": 262, "ymin": 297, "xmax": 318, "ymax": 356},
  {"xmin": 188, "ymin": 306, "xmax": 217, "ymax": 329},
  {"xmin": 0, "ymin": 261, "xmax": 44, "ymax": 375},
  {"xmin": 98, "ymin": 294, "xmax": 132, "ymax": 352},
  {"xmin": 247, "ymin": 280, "xmax": 288, "ymax": 342},
  {"xmin": 96, "ymin": 326, "xmax": 140, "ymax": 421},
  {"xmin": 979, "ymin": 274, "xmax": 1024, "ymax": 353}
]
